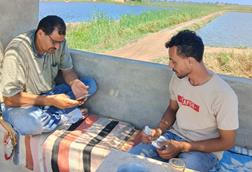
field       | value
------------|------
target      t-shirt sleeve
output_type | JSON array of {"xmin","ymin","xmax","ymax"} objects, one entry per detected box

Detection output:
[
  {"xmin": 169, "ymin": 73, "xmax": 177, "ymax": 101},
  {"xmin": 1, "ymin": 49, "xmax": 26, "ymax": 97},
  {"xmin": 215, "ymin": 90, "xmax": 239, "ymax": 130},
  {"xmin": 59, "ymin": 41, "xmax": 73, "ymax": 70}
]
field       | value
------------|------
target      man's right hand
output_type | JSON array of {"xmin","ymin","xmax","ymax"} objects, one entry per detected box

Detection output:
[
  {"xmin": 48, "ymin": 94, "xmax": 80, "ymax": 109},
  {"xmin": 142, "ymin": 128, "xmax": 162, "ymax": 144}
]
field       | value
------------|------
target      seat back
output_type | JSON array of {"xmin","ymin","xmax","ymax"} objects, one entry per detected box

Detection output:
[
  {"xmin": 69, "ymin": 50, "xmax": 252, "ymax": 149},
  {"xmin": 0, "ymin": 40, "xmax": 3, "ymax": 104}
]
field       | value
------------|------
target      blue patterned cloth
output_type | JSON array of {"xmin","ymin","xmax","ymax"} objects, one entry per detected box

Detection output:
[{"xmin": 210, "ymin": 146, "xmax": 252, "ymax": 172}]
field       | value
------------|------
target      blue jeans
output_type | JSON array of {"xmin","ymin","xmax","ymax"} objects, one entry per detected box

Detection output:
[
  {"xmin": 1, "ymin": 77, "xmax": 97, "ymax": 135},
  {"xmin": 129, "ymin": 131, "xmax": 218, "ymax": 172}
]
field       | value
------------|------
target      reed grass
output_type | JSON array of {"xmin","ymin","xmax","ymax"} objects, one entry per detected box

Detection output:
[
  {"xmin": 66, "ymin": 3, "xmax": 222, "ymax": 52},
  {"xmin": 152, "ymin": 51, "xmax": 252, "ymax": 78}
]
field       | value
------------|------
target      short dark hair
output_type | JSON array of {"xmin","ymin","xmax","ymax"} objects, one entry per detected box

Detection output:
[
  {"xmin": 36, "ymin": 15, "xmax": 66, "ymax": 35},
  {"xmin": 165, "ymin": 30, "xmax": 204, "ymax": 62}
]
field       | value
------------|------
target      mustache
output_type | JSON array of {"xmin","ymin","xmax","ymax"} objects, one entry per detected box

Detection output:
[{"xmin": 49, "ymin": 48, "xmax": 56, "ymax": 52}]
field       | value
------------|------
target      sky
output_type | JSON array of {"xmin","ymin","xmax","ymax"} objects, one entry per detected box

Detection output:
[{"xmin": 178, "ymin": 0, "xmax": 252, "ymax": 5}]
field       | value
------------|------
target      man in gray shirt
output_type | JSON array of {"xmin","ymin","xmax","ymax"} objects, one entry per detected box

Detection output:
[{"xmin": 0, "ymin": 15, "xmax": 96, "ymax": 135}]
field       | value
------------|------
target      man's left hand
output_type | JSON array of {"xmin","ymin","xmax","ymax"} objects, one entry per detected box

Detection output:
[
  {"xmin": 156, "ymin": 140, "xmax": 184, "ymax": 159},
  {"xmin": 70, "ymin": 79, "xmax": 89, "ymax": 100}
]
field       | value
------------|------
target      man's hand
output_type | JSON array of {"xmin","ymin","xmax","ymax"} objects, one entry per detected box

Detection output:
[
  {"xmin": 48, "ymin": 94, "xmax": 80, "ymax": 109},
  {"xmin": 70, "ymin": 79, "xmax": 89, "ymax": 100},
  {"xmin": 157, "ymin": 140, "xmax": 184, "ymax": 159},
  {"xmin": 142, "ymin": 128, "xmax": 162, "ymax": 144}
]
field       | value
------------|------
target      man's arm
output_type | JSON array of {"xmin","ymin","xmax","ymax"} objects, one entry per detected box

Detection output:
[
  {"xmin": 4, "ymin": 69, "xmax": 87, "ymax": 107},
  {"xmin": 157, "ymin": 129, "xmax": 236, "ymax": 159},
  {"xmin": 158, "ymin": 99, "xmax": 179, "ymax": 133},
  {"xmin": 62, "ymin": 68, "xmax": 79, "ymax": 86},
  {"xmin": 3, "ymin": 92, "xmax": 80, "ymax": 109},
  {"xmin": 142, "ymin": 99, "xmax": 178, "ymax": 143},
  {"xmin": 4, "ymin": 92, "xmax": 51, "ymax": 107},
  {"xmin": 182, "ymin": 129, "xmax": 236, "ymax": 152},
  {"xmin": 62, "ymin": 69, "xmax": 88, "ymax": 99}
]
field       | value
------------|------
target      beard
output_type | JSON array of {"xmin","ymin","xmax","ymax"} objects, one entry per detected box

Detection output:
[{"xmin": 173, "ymin": 69, "xmax": 188, "ymax": 79}]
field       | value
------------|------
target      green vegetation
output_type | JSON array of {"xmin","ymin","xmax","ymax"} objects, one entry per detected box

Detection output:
[
  {"xmin": 66, "ymin": 1, "xmax": 252, "ymax": 52},
  {"xmin": 217, "ymin": 53, "xmax": 232, "ymax": 67},
  {"xmin": 67, "ymin": 2, "xmax": 223, "ymax": 52},
  {"xmin": 152, "ymin": 51, "xmax": 252, "ymax": 78},
  {"xmin": 46, "ymin": 1, "xmax": 252, "ymax": 78},
  {"xmin": 42, "ymin": 0, "xmax": 120, "ymax": 2},
  {"xmin": 205, "ymin": 52, "xmax": 252, "ymax": 78}
]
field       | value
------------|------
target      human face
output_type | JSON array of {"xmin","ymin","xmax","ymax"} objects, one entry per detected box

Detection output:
[
  {"xmin": 39, "ymin": 29, "xmax": 65, "ymax": 54},
  {"xmin": 168, "ymin": 46, "xmax": 191, "ymax": 79}
]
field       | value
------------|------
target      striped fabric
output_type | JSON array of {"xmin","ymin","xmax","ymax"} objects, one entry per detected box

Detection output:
[
  {"xmin": 21, "ymin": 114, "xmax": 140, "ymax": 172},
  {"xmin": 43, "ymin": 115, "xmax": 139, "ymax": 172}
]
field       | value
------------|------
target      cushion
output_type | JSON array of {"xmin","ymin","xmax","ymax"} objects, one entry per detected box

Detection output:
[
  {"xmin": 0, "ymin": 114, "xmax": 140, "ymax": 172},
  {"xmin": 210, "ymin": 146, "xmax": 252, "ymax": 172}
]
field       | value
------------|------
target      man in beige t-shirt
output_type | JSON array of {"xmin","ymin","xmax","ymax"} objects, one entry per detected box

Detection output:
[
  {"xmin": 0, "ymin": 16, "xmax": 96, "ymax": 135},
  {"xmin": 129, "ymin": 30, "xmax": 238, "ymax": 171}
]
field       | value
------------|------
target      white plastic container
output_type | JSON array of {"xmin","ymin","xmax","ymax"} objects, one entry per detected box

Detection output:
[{"xmin": 143, "ymin": 126, "xmax": 152, "ymax": 135}]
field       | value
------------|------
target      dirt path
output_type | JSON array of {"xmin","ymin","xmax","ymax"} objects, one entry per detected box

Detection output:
[
  {"xmin": 102, "ymin": 11, "xmax": 252, "ymax": 78},
  {"xmin": 103, "ymin": 11, "xmax": 233, "ymax": 61}
]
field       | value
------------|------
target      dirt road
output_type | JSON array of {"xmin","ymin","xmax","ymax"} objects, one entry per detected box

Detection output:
[{"xmin": 104, "ymin": 12, "xmax": 228, "ymax": 61}]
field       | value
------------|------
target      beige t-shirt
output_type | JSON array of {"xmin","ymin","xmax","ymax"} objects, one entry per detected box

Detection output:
[
  {"xmin": 169, "ymin": 73, "xmax": 239, "ymax": 142},
  {"xmin": 0, "ymin": 30, "xmax": 73, "ymax": 102}
]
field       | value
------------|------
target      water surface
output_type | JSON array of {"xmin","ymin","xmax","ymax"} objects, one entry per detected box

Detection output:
[
  {"xmin": 39, "ymin": 2, "xmax": 166, "ymax": 22},
  {"xmin": 197, "ymin": 12, "xmax": 252, "ymax": 48}
]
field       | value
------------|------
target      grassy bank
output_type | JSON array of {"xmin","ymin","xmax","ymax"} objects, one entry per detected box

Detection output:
[
  {"xmin": 152, "ymin": 51, "xmax": 252, "ymax": 79},
  {"xmin": 66, "ymin": 2, "xmax": 252, "ymax": 52},
  {"xmin": 66, "ymin": 2, "xmax": 223, "ymax": 52},
  {"xmin": 61, "ymin": 1, "xmax": 252, "ymax": 78}
]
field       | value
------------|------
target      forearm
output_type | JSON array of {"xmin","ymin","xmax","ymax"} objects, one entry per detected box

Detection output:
[
  {"xmin": 3, "ymin": 92, "xmax": 53, "ymax": 107},
  {"xmin": 158, "ymin": 105, "xmax": 177, "ymax": 133},
  {"xmin": 181, "ymin": 131, "xmax": 236, "ymax": 153},
  {"xmin": 62, "ymin": 68, "xmax": 79, "ymax": 86}
]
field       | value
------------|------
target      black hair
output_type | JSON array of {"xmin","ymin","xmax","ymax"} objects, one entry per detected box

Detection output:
[
  {"xmin": 36, "ymin": 15, "xmax": 66, "ymax": 35},
  {"xmin": 165, "ymin": 30, "xmax": 204, "ymax": 62}
]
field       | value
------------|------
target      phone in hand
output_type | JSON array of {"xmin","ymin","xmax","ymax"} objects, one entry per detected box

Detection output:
[{"xmin": 76, "ymin": 94, "xmax": 89, "ymax": 101}]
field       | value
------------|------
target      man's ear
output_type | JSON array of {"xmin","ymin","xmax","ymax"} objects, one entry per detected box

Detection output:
[
  {"xmin": 188, "ymin": 57, "xmax": 196, "ymax": 65},
  {"xmin": 37, "ymin": 29, "xmax": 45, "ymax": 37}
]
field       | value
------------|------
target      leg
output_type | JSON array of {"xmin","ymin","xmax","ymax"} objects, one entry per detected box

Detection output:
[
  {"xmin": 162, "ymin": 131, "xmax": 185, "ymax": 141},
  {"xmin": 178, "ymin": 151, "xmax": 218, "ymax": 172},
  {"xmin": 80, "ymin": 76, "xmax": 97, "ymax": 97},
  {"xmin": 1, "ymin": 77, "xmax": 97, "ymax": 135},
  {"xmin": 44, "ymin": 76, "xmax": 97, "ymax": 99},
  {"xmin": 163, "ymin": 131, "xmax": 218, "ymax": 171},
  {"xmin": 1, "ymin": 104, "xmax": 58, "ymax": 135},
  {"xmin": 128, "ymin": 131, "xmax": 181, "ymax": 162},
  {"xmin": 129, "ymin": 143, "xmax": 165, "ymax": 161},
  {"xmin": 43, "ymin": 76, "xmax": 97, "ymax": 114}
]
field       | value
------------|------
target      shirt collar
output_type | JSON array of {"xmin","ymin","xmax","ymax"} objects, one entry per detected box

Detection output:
[{"xmin": 31, "ymin": 30, "xmax": 46, "ymax": 58}]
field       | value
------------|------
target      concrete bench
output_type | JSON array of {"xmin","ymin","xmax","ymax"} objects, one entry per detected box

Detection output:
[
  {"xmin": 71, "ymin": 50, "xmax": 252, "ymax": 150},
  {"xmin": 0, "ymin": 47, "xmax": 252, "ymax": 172}
]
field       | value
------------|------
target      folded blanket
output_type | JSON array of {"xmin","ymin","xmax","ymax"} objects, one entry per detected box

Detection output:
[
  {"xmin": 210, "ymin": 146, "xmax": 252, "ymax": 172},
  {"xmin": 4, "ymin": 114, "xmax": 252, "ymax": 172},
  {"xmin": 17, "ymin": 114, "xmax": 140, "ymax": 172}
]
